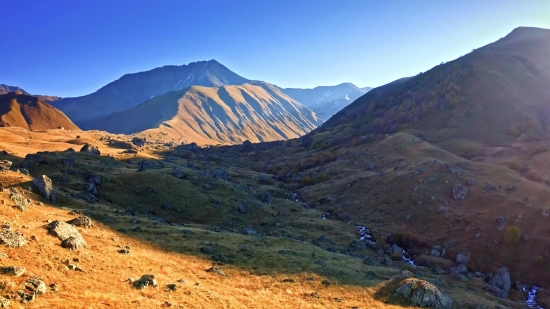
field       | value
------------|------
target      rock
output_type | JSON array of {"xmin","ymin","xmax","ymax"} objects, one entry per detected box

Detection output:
[
  {"xmin": 257, "ymin": 191, "xmax": 272, "ymax": 204},
  {"xmin": 0, "ymin": 229, "xmax": 26, "ymax": 247},
  {"xmin": 137, "ymin": 160, "xmax": 156, "ymax": 172},
  {"xmin": 0, "ymin": 297, "xmax": 8, "ymax": 308},
  {"xmin": 131, "ymin": 137, "xmax": 146, "ymax": 147},
  {"xmin": 46, "ymin": 221, "xmax": 87, "ymax": 249},
  {"xmin": 0, "ymin": 160, "xmax": 12, "ymax": 172},
  {"xmin": 18, "ymin": 168, "xmax": 30, "ymax": 176},
  {"xmin": 206, "ymin": 266, "xmax": 227, "ymax": 277},
  {"xmin": 487, "ymin": 267, "xmax": 510, "ymax": 298},
  {"xmin": 80, "ymin": 144, "xmax": 100, "ymax": 155},
  {"xmin": 133, "ymin": 274, "xmax": 159, "ymax": 289},
  {"xmin": 393, "ymin": 278, "xmax": 453, "ymax": 309},
  {"xmin": 32, "ymin": 175, "xmax": 56, "ymax": 203},
  {"xmin": 241, "ymin": 227, "xmax": 260, "ymax": 236},
  {"xmin": 9, "ymin": 190, "xmax": 31, "ymax": 211},
  {"xmin": 201, "ymin": 246, "xmax": 214, "ymax": 254},
  {"xmin": 414, "ymin": 168, "xmax": 426, "ymax": 176},
  {"xmin": 66, "ymin": 216, "xmax": 93, "ymax": 228},
  {"xmin": 379, "ymin": 256, "xmax": 393, "ymax": 266},
  {"xmin": 235, "ymin": 204, "xmax": 247, "ymax": 213},
  {"xmin": 497, "ymin": 216, "xmax": 507, "ymax": 225},
  {"xmin": 452, "ymin": 184, "xmax": 467, "ymax": 200},
  {"xmin": 203, "ymin": 183, "xmax": 212, "ymax": 190},
  {"xmin": 172, "ymin": 168, "xmax": 184, "ymax": 179},
  {"xmin": 213, "ymin": 168, "xmax": 228, "ymax": 180},
  {"xmin": 363, "ymin": 256, "xmax": 381, "ymax": 266},
  {"xmin": 65, "ymin": 148, "xmax": 75, "ymax": 153},
  {"xmin": 0, "ymin": 266, "xmax": 26, "ymax": 276},
  {"xmin": 166, "ymin": 284, "xmax": 177, "ymax": 291},
  {"xmin": 456, "ymin": 253, "xmax": 470, "ymax": 264},
  {"xmin": 79, "ymin": 192, "xmax": 97, "ymax": 203},
  {"xmin": 86, "ymin": 182, "xmax": 97, "ymax": 195},
  {"xmin": 448, "ymin": 264, "xmax": 468, "ymax": 275},
  {"xmin": 17, "ymin": 277, "xmax": 46, "ymax": 303}
]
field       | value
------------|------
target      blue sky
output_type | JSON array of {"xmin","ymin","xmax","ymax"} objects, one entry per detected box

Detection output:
[{"xmin": 1, "ymin": 0, "xmax": 549, "ymax": 97}]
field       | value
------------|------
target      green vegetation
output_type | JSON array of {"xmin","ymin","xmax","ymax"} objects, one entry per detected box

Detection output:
[{"xmin": 503, "ymin": 226, "xmax": 521, "ymax": 245}]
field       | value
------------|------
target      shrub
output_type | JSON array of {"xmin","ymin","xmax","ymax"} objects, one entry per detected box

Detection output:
[
  {"xmin": 393, "ymin": 230, "xmax": 413, "ymax": 247},
  {"xmin": 532, "ymin": 144, "xmax": 549, "ymax": 154},
  {"xmin": 375, "ymin": 236, "xmax": 387, "ymax": 249},
  {"xmin": 535, "ymin": 255, "xmax": 546, "ymax": 267},
  {"xmin": 503, "ymin": 226, "xmax": 521, "ymax": 245},
  {"xmin": 300, "ymin": 176, "xmax": 314, "ymax": 186}
]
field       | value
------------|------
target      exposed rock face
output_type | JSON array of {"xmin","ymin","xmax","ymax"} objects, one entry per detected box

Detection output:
[
  {"xmin": 394, "ymin": 278, "xmax": 453, "ymax": 309},
  {"xmin": 133, "ymin": 274, "xmax": 159, "ymax": 289},
  {"xmin": 487, "ymin": 267, "xmax": 511, "ymax": 298},
  {"xmin": 46, "ymin": 221, "xmax": 87, "ymax": 249},
  {"xmin": 452, "ymin": 184, "xmax": 467, "ymax": 200},
  {"xmin": 32, "ymin": 175, "xmax": 56, "ymax": 203},
  {"xmin": 137, "ymin": 160, "xmax": 156, "ymax": 172},
  {"xmin": 131, "ymin": 137, "xmax": 146, "ymax": 147},
  {"xmin": 80, "ymin": 144, "xmax": 100, "ymax": 155},
  {"xmin": 0, "ymin": 160, "xmax": 11, "ymax": 172}
]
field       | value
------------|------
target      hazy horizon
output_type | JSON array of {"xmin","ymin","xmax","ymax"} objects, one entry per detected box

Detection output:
[{"xmin": 1, "ymin": 0, "xmax": 549, "ymax": 97}]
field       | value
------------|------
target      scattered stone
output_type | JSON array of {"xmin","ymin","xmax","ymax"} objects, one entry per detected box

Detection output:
[
  {"xmin": 0, "ymin": 266, "xmax": 25, "ymax": 276},
  {"xmin": 133, "ymin": 274, "xmax": 159, "ymax": 289},
  {"xmin": 235, "ymin": 204, "xmax": 247, "ymax": 213},
  {"xmin": 321, "ymin": 279, "xmax": 331, "ymax": 287},
  {"xmin": 393, "ymin": 278, "xmax": 453, "ymax": 309},
  {"xmin": 452, "ymin": 184, "xmax": 467, "ymax": 200},
  {"xmin": 137, "ymin": 160, "xmax": 156, "ymax": 172},
  {"xmin": 9, "ymin": 190, "xmax": 31, "ymax": 211},
  {"xmin": 0, "ymin": 297, "xmax": 8, "ymax": 308},
  {"xmin": 67, "ymin": 216, "xmax": 93, "ymax": 228},
  {"xmin": 17, "ymin": 277, "xmax": 46, "ymax": 303},
  {"xmin": 282, "ymin": 278, "xmax": 295, "ymax": 283},
  {"xmin": 80, "ymin": 144, "xmax": 100, "ymax": 155},
  {"xmin": 206, "ymin": 266, "xmax": 227, "ymax": 277},
  {"xmin": 0, "ymin": 229, "xmax": 26, "ymax": 247},
  {"xmin": 118, "ymin": 248, "xmax": 130, "ymax": 254},
  {"xmin": 497, "ymin": 216, "xmax": 507, "ymax": 225},
  {"xmin": 166, "ymin": 284, "xmax": 177, "ymax": 291},
  {"xmin": 46, "ymin": 221, "xmax": 87, "ymax": 249},
  {"xmin": 32, "ymin": 175, "xmax": 56, "ymax": 203},
  {"xmin": 0, "ymin": 160, "xmax": 12, "ymax": 172}
]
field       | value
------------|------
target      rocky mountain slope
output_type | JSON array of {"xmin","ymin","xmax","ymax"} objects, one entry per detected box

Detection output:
[
  {"xmin": 0, "ymin": 92, "xmax": 79, "ymax": 131},
  {"xmin": 85, "ymin": 82, "xmax": 323, "ymax": 145},
  {"xmin": 282, "ymin": 83, "xmax": 371, "ymax": 119},
  {"xmin": 247, "ymin": 27, "xmax": 550, "ymax": 290},
  {"xmin": 0, "ymin": 84, "xmax": 28, "ymax": 95},
  {"xmin": 51, "ymin": 60, "xmax": 251, "ymax": 124}
]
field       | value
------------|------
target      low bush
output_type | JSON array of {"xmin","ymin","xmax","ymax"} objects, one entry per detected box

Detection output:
[{"xmin": 503, "ymin": 226, "xmax": 521, "ymax": 245}]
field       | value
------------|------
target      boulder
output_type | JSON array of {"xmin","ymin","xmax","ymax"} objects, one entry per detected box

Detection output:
[
  {"xmin": 0, "ymin": 160, "xmax": 12, "ymax": 172},
  {"xmin": 257, "ymin": 191, "xmax": 272, "ymax": 204},
  {"xmin": 452, "ymin": 184, "xmax": 467, "ymax": 200},
  {"xmin": 0, "ymin": 266, "xmax": 25, "ymax": 276},
  {"xmin": 487, "ymin": 267, "xmax": 510, "ymax": 298},
  {"xmin": 9, "ymin": 190, "xmax": 31, "ymax": 211},
  {"xmin": 172, "ymin": 167, "xmax": 184, "ymax": 179},
  {"xmin": 393, "ymin": 278, "xmax": 453, "ymax": 309},
  {"xmin": 32, "ymin": 175, "xmax": 56, "ymax": 203},
  {"xmin": 456, "ymin": 253, "xmax": 470, "ymax": 264},
  {"xmin": 67, "ymin": 216, "xmax": 93, "ymax": 228},
  {"xmin": 137, "ymin": 160, "xmax": 156, "ymax": 172},
  {"xmin": 46, "ymin": 221, "xmax": 87, "ymax": 249},
  {"xmin": 213, "ymin": 168, "xmax": 229, "ymax": 180},
  {"xmin": 17, "ymin": 277, "xmax": 46, "ymax": 303},
  {"xmin": 131, "ymin": 137, "xmax": 146, "ymax": 147},
  {"xmin": 235, "ymin": 204, "xmax": 247, "ymax": 213},
  {"xmin": 133, "ymin": 274, "xmax": 159, "ymax": 289},
  {"xmin": 80, "ymin": 144, "xmax": 100, "ymax": 155}
]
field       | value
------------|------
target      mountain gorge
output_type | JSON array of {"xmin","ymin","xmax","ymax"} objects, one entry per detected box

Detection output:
[{"xmin": 282, "ymin": 83, "xmax": 372, "ymax": 119}]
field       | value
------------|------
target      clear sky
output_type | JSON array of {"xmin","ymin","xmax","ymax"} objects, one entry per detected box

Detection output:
[{"xmin": 1, "ymin": 0, "xmax": 549, "ymax": 97}]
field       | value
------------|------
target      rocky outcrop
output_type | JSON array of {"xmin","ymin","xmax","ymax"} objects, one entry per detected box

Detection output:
[
  {"xmin": 131, "ymin": 137, "xmax": 146, "ymax": 147},
  {"xmin": 393, "ymin": 278, "xmax": 453, "ymax": 309},
  {"xmin": 80, "ymin": 144, "xmax": 100, "ymax": 155},
  {"xmin": 67, "ymin": 216, "xmax": 93, "ymax": 228},
  {"xmin": 0, "ymin": 160, "xmax": 11, "ymax": 172},
  {"xmin": 32, "ymin": 175, "xmax": 56, "ymax": 203},
  {"xmin": 133, "ymin": 274, "xmax": 159, "ymax": 289},
  {"xmin": 0, "ymin": 228, "xmax": 26, "ymax": 247},
  {"xmin": 137, "ymin": 160, "xmax": 156, "ymax": 172}
]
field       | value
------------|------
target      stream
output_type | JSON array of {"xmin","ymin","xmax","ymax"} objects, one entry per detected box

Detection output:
[{"xmin": 525, "ymin": 286, "xmax": 544, "ymax": 309}]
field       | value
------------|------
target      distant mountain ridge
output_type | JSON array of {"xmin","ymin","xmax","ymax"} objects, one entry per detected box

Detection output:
[
  {"xmin": 86, "ymin": 81, "xmax": 322, "ymax": 145},
  {"xmin": 0, "ymin": 84, "xmax": 28, "ymax": 95},
  {"xmin": 282, "ymin": 83, "xmax": 372, "ymax": 119},
  {"xmin": 51, "ymin": 60, "xmax": 251, "ymax": 123}
]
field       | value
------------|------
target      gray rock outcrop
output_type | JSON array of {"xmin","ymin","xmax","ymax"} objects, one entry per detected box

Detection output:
[{"xmin": 32, "ymin": 175, "xmax": 56, "ymax": 203}]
